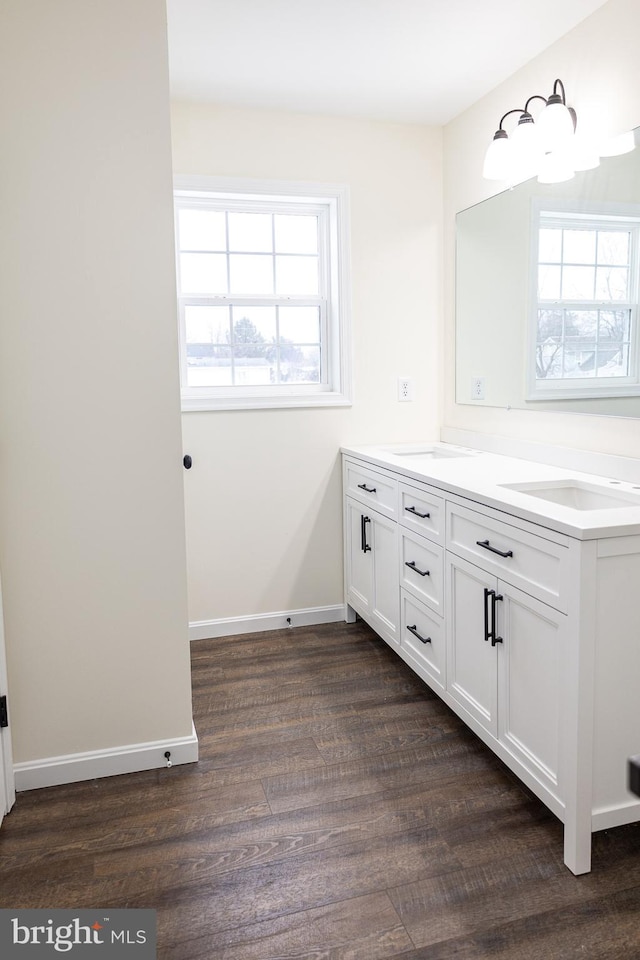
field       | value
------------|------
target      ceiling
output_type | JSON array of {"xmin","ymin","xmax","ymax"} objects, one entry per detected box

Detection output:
[{"xmin": 166, "ymin": 0, "xmax": 609, "ymax": 125}]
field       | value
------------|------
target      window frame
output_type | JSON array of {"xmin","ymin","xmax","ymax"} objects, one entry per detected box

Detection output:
[
  {"xmin": 527, "ymin": 199, "xmax": 640, "ymax": 401},
  {"xmin": 174, "ymin": 175, "xmax": 352, "ymax": 412}
]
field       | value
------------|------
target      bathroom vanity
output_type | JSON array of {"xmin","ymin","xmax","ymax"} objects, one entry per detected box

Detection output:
[{"xmin": 342, "ymin": 440, "xmax": 640, "ymax": 874}]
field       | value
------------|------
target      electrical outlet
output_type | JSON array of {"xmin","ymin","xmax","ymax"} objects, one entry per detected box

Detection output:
[
  {"xmin": 471, "ymin": 377, "xmax": 485, "ymax": 400},
  {"xmin": 398, "ymin": 377, "xmax": 413, "ymax": 402}
]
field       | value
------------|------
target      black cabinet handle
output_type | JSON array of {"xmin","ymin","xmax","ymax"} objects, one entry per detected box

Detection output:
[
  {"xmin": 405, "ymin": 505, "xmax": 430, "ymax": 519},
  {"xmin": 476, "ymin": 539, "xmax": 513, "ymax": 559},
  {"xmin": 483, "ymin": 587, "xmax": 491, "ymax": 642},
  {"xmin": 491, "ymin": 592, "xmax": 504, "ymax": 646},
  {"xmin": 183, "ymin": 454, "xmax": 192, "ymax": 469},
  {"xmin": 361, "ymin": 515, "xmax": 371, "ymax": 553},
  {"xmin": 405, "ymin": 560, "xmax": 430, "ymax": 577},
  {"xmin": 407, "ymin": 624, "xmax": 431, "ymax": 644},
  {"xmin": 357, "ymin": 483, "xmax": 377, "ymax": 493}
]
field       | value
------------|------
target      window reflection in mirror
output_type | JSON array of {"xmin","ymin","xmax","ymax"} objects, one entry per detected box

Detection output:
[{"xmin": 455, "ymin": 126, "xmax": 640, "ymax": 418}]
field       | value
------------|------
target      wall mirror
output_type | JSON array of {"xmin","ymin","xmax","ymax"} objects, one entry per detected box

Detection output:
[{"xmin": 455, "ymin": 127, "xmax": 640, "ymax": 417}]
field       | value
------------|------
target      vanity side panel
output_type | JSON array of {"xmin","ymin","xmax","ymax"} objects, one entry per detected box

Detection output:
[{"xmin": 592, "ymin": 537, "xmax": 640, "ymax": 828}]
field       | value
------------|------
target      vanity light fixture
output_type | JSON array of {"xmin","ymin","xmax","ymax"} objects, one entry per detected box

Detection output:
[{"xmin": 482, "ymin": 78, "xmax": 600, "ymax": 184}]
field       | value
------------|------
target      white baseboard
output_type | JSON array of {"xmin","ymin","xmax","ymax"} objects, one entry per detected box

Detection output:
[
  {"xmin": 189, "ymin": 604, "xmax": 346, "ymax": 641},
  {"xmin": 14, "ymin": 722, "xmax": 199, "ymax": 792}
]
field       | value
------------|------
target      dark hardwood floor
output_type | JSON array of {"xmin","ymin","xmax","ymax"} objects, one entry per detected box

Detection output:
[{"xmin": 2, "ymin": 620, "xmax": 640, "ymax": 958}]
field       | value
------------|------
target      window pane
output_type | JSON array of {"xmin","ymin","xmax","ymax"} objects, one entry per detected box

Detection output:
[
  {"xmin": 274, "ymin": 215, "xmax": 318, "ymax": 254},
  {"xmin": 280, "ymin": 345, "xmax": 321, "ymax": 383},
  {"xmin": 228, "ymin": 213, "xmax": 273, "ymax": 252},
  {"xmin": 180, "ymin": 253, "xmax": 227, "ymax": 294},
  {"xmin": 599, "ymin": 309, "xmax": 631, "ymax": 341},
  {"xmin": 596, "ymin": 342, "xmax": 630, "ymax": 377},
  {"xmin": 185, "ymin": 305, "xmax": 229, "ymax": 344},
  {"xmin": 229, "ymin": 254, "xmax": 274, "ymax": 294},
  {"xmin": 186, "ymin": 347, "xmax": 232, "ymax": 387},
  {"xmin": 278, "ymin": 306, "xmax": 320, "ymax": 342},
  {"xmin": 562, "ymin": 265, "xmax": 595, "ymax": 300},
  {"xmin": 564, "ymin": 345, "xmax": 596, "ymax": 377},
  {"xmin": 231, "ymin": 306, "xmax": 276, "ymax": 344},
  {"xmin": 598, "ymin": 231, "xmax": 630, "ymax": 265},
  {"xmin": 179, "ymin": 209, "xmax": 226, "ymax": 251},
  {"xmin": 233, "ymin": 356, "xmax": 273, "ymax": 385},
  {"xmin": 538, "ymin": 228, "xmax": 562, "ymax": 263},
  {"xmin": 563, "ymin": 229, "xmax": 596, "ymax": 264},
  {"xmin": 536, "ymin": 338, "xmax": 563, "ymax": 379},
  {"xmin": 538, "ymin": 264, "xmax": 561, "ymax": 300},
  {"xmin": 567, "ymin": 310, "xmax": 597, "ymax": 337},
  {"xmin": 537, "ymin": 308, "xmax": 563, "ymax": 341},
  {"xmin": 595, "ymin": 266, "xmax": 629, "ymax": 301},
  {"xmin": 275, "ymin": 255, "xmax": 319, "ymax": 295}
]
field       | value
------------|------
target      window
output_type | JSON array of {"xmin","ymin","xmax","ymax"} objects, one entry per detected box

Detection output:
[
  {"xmin": 174, "ymin": 176, "xmax": 351, "ymax": 411},
  {"xmin": 529, "ymin": 203, "xmax": 640, "ymax": 400}
]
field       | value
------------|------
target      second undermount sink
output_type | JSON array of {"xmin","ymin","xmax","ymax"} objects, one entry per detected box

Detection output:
[
  {"xmin": 382, "ymin": 445, "xmax": 473, "ymax": 460},
  {"xmin": 499, "ymin": 479, "xmax": 640, "ymax": 511}
]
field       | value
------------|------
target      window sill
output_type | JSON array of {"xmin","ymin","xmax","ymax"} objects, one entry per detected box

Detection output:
[{"xmin": 181, "ymin": 391, "xmax": 352, "ymax": 412}]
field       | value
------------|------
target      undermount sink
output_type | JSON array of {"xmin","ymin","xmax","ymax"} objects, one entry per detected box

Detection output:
[
  {"xmin": 500, "ymin": 479, "xmax": 640, "ymax": 511},
  {"xmin": 382, "ymin": 445, "xmax": 473, "ymax": 460}
]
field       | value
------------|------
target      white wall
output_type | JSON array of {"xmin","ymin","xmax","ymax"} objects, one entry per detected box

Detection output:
[
  {"xmin": 171, "ymin": 102, "xmax": 442, "ymax": 624},
  {"xmin": 0, "ymin": 0, "xmax": 194, "ymax": 764},
  {"xmin": 443, "ymin": 0, "xmax": 640, "ymax": 456}
]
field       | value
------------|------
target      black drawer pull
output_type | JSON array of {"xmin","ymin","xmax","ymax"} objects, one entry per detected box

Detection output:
[
  {"xmin": 405, "ymin": 505, "xmax": 430, "ymax": 519},
  {"xmin": 476, "ymin": 539, "xmax": 513, "ymax": 559},
  {"xmin": 407, "ymin": 624, "xmax": 431, "ymax": 644},
  {"xmin": 357, "ymin": 482, "xmax": 377, "ymax": 493},
  {"xmin": 405, "ymin": 560, "xmax": 430, "ymax": 577}
]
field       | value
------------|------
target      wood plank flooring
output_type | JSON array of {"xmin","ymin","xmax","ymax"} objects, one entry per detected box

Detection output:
[{"xmin": 2, "ymin": 620, "xmax": 640, "ymax": 958}]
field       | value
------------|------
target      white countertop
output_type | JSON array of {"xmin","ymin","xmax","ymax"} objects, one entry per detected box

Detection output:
[{"xmin": 341, "ymin": 442, "xmax": 640, "ymax": 540}]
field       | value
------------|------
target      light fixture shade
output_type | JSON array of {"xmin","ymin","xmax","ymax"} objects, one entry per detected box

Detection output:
[
  {"xmin": 569, "ymin": 134, "xmax": 600, "ymax": 172},
  {"xmin": 537, "ymin": 151, "xmax": 575, "ymax": 184},
  {"xmin": 510, "ymin": 116, "xmax": 543, "ymax": 155},
  {"xmin": 482, "ymin": 131, "xmax": 513, "ymax": 181},
  {"xmin": 599, "ymin": 130, "xmax": 635, "ymax": 157},
  {"xmin": 510, "ymin": 116, "xmax": 544, "ymax": 180},
  {"xmin": 537, "ymin": 100, "xmax": 575, "ymax": 152}
]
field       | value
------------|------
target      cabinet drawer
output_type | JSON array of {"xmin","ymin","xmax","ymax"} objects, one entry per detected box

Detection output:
[
  {"xmin": 344, "ymin": 460, "xmax": 397, "ymax": 519},
  {"xmin": 400, "ymin": 590, "xmax": 444, "ymax": 692},
  {"xmin": 400, "ymin": 529, "xmax": 444, "ymax": 616},
  {"xmin": 446, "ymin": 502, "xmax": 569, "ymax": 612},
  {"xmin": 399, "ymin": 482, "xmax": 445, "ymax": 544}
]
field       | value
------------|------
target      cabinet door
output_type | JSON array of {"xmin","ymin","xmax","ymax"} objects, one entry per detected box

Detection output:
[
  {"xmin": 345, "ymin": 497, "xmax": 373, "ymax": 619},
  {"xmin": 345, "ymin": 498, "xmax": 398, "ymax": 648},
  {"xmin": 370, "ymin": 509, "xmax": 399, "ymax": 648},
  {"xmin": 497, "ymin": 583, "xmax": 563, "ymax": 802},
  {"xmin": 446, "ymin": 553, "xmax": 498, "ymax": 736}
]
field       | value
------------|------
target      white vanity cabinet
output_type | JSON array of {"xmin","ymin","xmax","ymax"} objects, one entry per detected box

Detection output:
[{"xmin": 342, "ymin": 449, "xmax": 640, "ymax": 876}]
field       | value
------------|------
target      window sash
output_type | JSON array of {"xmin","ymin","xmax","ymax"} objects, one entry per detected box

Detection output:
[{"xmin": 174, "ymin": 178, "xmax": 351, "ymax": 411}]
